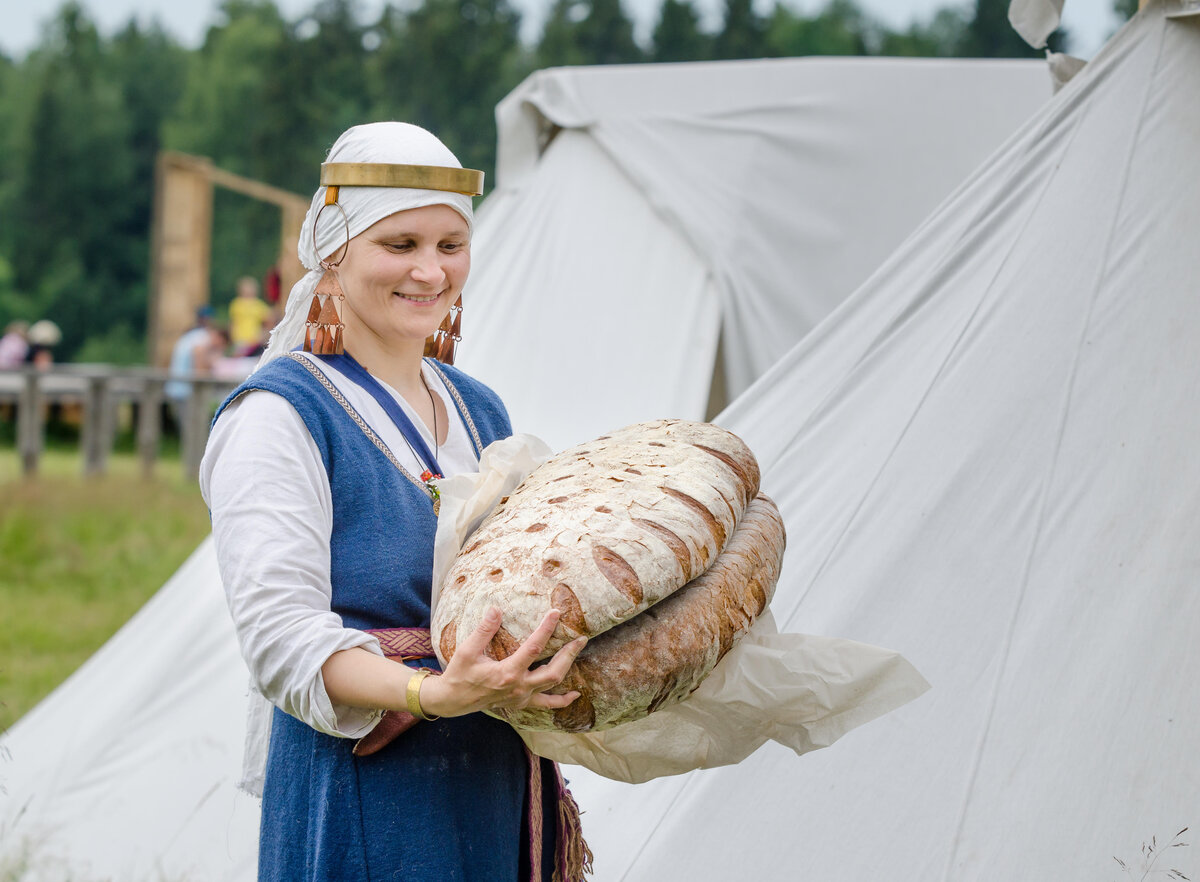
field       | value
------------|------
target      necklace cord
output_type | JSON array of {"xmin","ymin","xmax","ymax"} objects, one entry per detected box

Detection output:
[{"xmin": 422, "ymin": 371, "xmax": 440, "ymax": 462}]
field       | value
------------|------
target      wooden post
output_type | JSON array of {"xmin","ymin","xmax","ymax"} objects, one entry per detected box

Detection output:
[
  {"xmin": 81, "ymin": 374, "xmax": 113, "ymax": 476},
  {"xmin": 17, "ymin": 369, "xmax": 43, "ymax": 476},
  {"xmin": 138, "ymin": 376, "xmax": 164, "ymax": 479},
  {"xmin": 147, "ymin": 153, "xmax": 215, "ymax": 368}
]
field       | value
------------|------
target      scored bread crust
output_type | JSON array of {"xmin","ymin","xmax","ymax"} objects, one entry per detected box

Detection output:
[
  {"xmin": 433, "ymin": 419, "xmax": 761, "ymax": 665},
  {"xmin": 493, "ymin": 494, "xmax": 786, "ymax": 732}
]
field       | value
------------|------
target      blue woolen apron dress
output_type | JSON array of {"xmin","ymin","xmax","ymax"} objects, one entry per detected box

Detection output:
[{"xmin": 216, "ymin": 355, "xmax": 556, "ymax": 882}]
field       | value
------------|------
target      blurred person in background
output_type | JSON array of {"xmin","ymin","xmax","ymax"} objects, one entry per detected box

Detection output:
[
  {"xmin": 25, "ymin": 320, "xmax": 61, "ymax": 369},
  {"xmin": 229, "ymin": 275, "xmax": 272, "ymax": 356},
  {"xmin": 0, "ymin": 320, "xmax": 30, "ymax": 368}
]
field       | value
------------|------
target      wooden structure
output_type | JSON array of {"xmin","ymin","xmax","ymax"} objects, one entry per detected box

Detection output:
[
  {"xmin": 146, "ymin": 152, "xmax": 309, "ymax": 367},
  {"xmin": 0, "ymin": 365, "xmax": 240, "ymax": 480}
]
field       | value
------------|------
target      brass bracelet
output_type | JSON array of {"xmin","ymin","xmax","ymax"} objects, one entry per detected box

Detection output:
[{"xmin": 406, "ymin": 668, "xmax": 440, "ymax": 721}]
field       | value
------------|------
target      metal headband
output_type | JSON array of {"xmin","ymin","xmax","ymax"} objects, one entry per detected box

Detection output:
[{"xmin": 320, "ymin": 162, "xmax": 484, "ymax": 196}]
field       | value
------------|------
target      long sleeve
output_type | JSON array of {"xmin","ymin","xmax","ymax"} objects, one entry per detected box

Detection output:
[{"xmin": 200, "ymin": 390, "xmax": 383, "ymax": 738}]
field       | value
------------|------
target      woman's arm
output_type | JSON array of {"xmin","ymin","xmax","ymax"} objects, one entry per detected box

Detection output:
[
  {"xmin": 322, "ymin": 607, "xmax": 587, "ymax": 718},
  {"xmin": 201, "ymin": 391, "xmax": 386, "ymax": 738}
]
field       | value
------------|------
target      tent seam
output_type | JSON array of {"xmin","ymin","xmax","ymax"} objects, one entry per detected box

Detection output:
[
  {"xmin": 775, "ymin": 96, "xmax": 1086, "ymax": 629},
  {"xmin": 938, "ymin": 14, "xmax": 1167, "ymax": 880}
]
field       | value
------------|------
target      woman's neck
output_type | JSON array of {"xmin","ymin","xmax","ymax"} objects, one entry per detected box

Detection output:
[{"xmin": 342, "ymin": 329, "xmax": 428, "ymax": 400}]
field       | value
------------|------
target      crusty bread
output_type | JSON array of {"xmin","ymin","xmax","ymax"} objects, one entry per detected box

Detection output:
[
  {"xmin": 433, "ymin": 419, "xmax": 761, "ymax": 664},
  {"xmin": 494, "ymin": 494, "xmax": 785, "ymax": 732}
]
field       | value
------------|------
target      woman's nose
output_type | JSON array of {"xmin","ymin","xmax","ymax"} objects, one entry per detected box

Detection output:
[{"xmin": 410, "ymin": 248, "xmax": 447, "ymax": 285}]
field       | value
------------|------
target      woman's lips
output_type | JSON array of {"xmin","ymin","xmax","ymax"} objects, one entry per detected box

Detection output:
[{"xmin": 395, "ymin": 291, "xmax": 440, "ymax": 303}]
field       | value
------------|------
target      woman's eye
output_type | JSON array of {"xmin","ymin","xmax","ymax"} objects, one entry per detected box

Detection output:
[
  {"xmin": 387, "ymin": 241, "xmax": 414, "ymax": 251},
  {"xmin": 441, "ymin": 242, "xmax": 465, "ymax": 252}
]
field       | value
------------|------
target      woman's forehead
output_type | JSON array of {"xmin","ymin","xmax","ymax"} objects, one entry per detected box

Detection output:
[{"xmin": 367, "ymin": 204, "xmax": 470, "ymax": 237}]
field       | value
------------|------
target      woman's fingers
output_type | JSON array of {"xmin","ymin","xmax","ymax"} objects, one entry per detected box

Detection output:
[
  {"xmin": 525, "ymin": 690, "xmax": 581, "ymax": 710},
  {"xmin": 454, "ymin": 606, "xmax": 504, "ymax": 658},
  {"xmin": 508, "ymin": 608, "xmax": 563, "ymax": 667},
  {"xmin": 437, "ymin": 608, "xmax": 589, "ymax": 715},
  {"xmin": 526, "ymin": 636, "xmax": 587, "ymax": 689}
]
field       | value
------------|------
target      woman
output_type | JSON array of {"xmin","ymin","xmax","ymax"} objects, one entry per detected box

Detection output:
[{"xmin": 200, "ymin": 122, "xmax": 589, "ymax": 882}]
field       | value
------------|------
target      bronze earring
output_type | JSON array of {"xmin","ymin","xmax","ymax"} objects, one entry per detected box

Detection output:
[
  {"xmin": 425, "ymin": 294, "xmax": 462, "ymax": 365},
  {"xmin": 303, "ymin": 269, "xmax": 346, "ymax": 355}
]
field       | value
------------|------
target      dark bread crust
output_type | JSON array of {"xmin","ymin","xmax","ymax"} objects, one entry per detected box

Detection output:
[{"xmin": 492, "ymin": 493, "xmax": 786, "ymax": 732}]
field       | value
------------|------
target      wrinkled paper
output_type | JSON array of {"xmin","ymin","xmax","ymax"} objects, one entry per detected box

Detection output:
[{"xmin": 431, "ymin": 434, "xmax": 930, "ymax": 784}]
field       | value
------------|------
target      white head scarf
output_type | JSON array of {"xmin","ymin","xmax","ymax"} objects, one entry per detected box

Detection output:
[{"xmin": 259, "ymin": 122, "xmax": 475, "ymax": 367}]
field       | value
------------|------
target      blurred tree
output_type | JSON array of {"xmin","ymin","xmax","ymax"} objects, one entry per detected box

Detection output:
[
  {"xmin": 538, "ymin": 0, "xmax": 591, "ymax": 67},
  {"xmin": 713, "ymin": 0, "xmax": 767, "ymax": 59},
  {"xmin": 878, "ymin": 7, "xmax": 969, "ymax": 56},
  {"xmin": 164, "ymin": 0, "xmax": 294, "ymax": 309},
  {"xmin": 373, "ymin": 0, "xmax": 529, "ymax": 188},
  {"xmin": 958, "ymin": 0, "xmax": 1066, "ymax": 56},
  {"xmin": 264, "ymin": 0, "xmax": 373, "ymax": 194},
  {"xmin": 652, "ymin": 0, "xmax": 711, "ymax": 62},
  {"xmin": 537, "ymin": 0, "xmax": 642, "ymax": 67},
  {"xmin": 7, "ymin": 4, "xmax": 141, "ymax": 361},
  {"xmin": 0, "ymin": 52, "xmax": 20, "ymax": 264},
  {"xmin": 766, "ymin": 0, "xmax": 872, "ymax": 56},
  {"xmin": 100, "ymin": 21, "xmax": 188, "ymax": 358},
  {"xmin": 577, "ymin": 0, "xmax": 643, "ymax": 64}
]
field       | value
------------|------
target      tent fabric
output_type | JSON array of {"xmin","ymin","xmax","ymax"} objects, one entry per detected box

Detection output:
[
  {"xmin": 0, "ymin": 539, "xmax": 260, "ymax": 881},
  {"xmin": 0, "ymin": 59, "xmax": 1051, "ymax": 881},
  {"xmin": 563, "ymin": 5, "xmax": 1200, "ymax": 880},
  {"xmin": 460, "ymin": 57, "xmax": 1050, "ymax": 450}
]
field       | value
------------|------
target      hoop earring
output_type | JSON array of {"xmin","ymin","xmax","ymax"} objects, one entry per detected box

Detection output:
[
  {"xmin": 305, "ymin": 188, "xmax": 351, "ymax": 354},
  {"xmin": 424, "ymin": 294, "xmax": 462, "ymax": 365},
  {"xmin": 303, "ymin": 269, "xmax": 346, "ymax": 355}
]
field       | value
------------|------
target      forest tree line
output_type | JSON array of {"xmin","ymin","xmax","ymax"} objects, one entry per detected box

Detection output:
[{"xmin": 0, "ymin": 0, "xmax": 1121, "ymax": 363}]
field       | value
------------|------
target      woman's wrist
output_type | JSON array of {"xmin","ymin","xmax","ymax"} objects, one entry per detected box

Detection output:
[{"xmin": 413, "ymin": 670, "xmax": 460, "ymax": 719}]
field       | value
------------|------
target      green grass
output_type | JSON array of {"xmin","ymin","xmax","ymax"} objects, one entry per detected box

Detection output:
[{"xmin": 0, "ymin": 448, "xmax": 212, "ymax": 732}]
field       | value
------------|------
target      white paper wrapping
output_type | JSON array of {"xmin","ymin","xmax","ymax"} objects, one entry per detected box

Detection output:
[{"xmin": 431, "ymin": 434, "xmax": 931, "ymax": 784}]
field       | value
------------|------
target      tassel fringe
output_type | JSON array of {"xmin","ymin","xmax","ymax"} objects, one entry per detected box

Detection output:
[{"xmin": 552, "ymin": 764, "xmax": 594, "ymax": 882}]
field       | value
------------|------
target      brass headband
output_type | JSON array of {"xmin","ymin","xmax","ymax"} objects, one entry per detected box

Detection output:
[{"xmin": 320, "ymin": 162, "xmax": 484, "ymax": 197}]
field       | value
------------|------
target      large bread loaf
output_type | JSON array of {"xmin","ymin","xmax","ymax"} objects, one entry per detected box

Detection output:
[
  {"xmin": 433, "ymin": 419, "xmax": 761, "ymax": 664},
  {"xmin": 494, "ymin": 493, "xmax": 785, "ymax": 732}
]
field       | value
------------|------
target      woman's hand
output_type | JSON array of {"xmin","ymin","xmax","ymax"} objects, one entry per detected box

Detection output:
[{"xmin": 418, "ymin": 607, "xmax": 587, "ymax": 719}]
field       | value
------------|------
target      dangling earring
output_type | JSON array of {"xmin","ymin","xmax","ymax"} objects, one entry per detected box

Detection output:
[
  {"xmin": 306, "ymin": 185, "xmax": 350, "ymax": 355},
  {"xmin": 425, "ymin": 294, "xmax": 462, "ymax": 365},
  {"xmin": 303, "ymin": 269, "xmax": 346, "ymax": 355}
]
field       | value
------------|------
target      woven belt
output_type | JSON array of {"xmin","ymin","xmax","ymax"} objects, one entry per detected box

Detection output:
[{"xmin": 351, "ymin": 627, "xmax": 435, "ymax": 757}]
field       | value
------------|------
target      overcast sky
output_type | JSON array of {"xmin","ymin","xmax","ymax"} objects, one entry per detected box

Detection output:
[{"xmin": 1, "ymin": 0, "xmax": 1124, "ymax": 60}]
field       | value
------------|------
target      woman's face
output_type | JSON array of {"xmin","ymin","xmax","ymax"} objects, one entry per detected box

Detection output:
[{"xmin": 331, "ymin": 203, "xmax": 470, "ymax": 353}]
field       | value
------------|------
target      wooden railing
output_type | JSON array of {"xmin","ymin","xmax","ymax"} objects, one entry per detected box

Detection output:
[{"xmin": 0, "ymin": 365, "xmax": 243, "ymax": 480}]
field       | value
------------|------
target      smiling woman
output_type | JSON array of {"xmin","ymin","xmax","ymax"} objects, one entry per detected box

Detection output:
[
  {"xmin": 335, "ymin": 204, "xmax": 472, "ymax": 401},
  {"xmin": 199, "ymin": 122, "xmax": 590, "ymax": 882}
]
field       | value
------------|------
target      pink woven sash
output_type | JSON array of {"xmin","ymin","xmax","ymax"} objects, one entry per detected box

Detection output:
[{"xmin": 367, "ymin": 626, "xmax": 435, "ymax": 660}]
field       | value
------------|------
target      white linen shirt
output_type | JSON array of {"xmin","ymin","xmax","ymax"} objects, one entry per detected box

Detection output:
[{"xmin": 200, "ymin": 353, "xmax": 480, "ymax": 749}]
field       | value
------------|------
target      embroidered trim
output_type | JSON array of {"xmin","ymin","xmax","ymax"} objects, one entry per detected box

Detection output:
[
  {"xmin": 366, "ymin": 627, "xmax": 435, "ymax": 659},
  {"xmin": 286, "ymin": 353, "xmax": 434, "ymax": 505},
  {"xmin": 427, "ymin": 359, "xmax": 485, "ymax": 457}
]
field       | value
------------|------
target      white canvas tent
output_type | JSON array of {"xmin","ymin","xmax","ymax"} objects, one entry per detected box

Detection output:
[
  {"xmin": 460, "ymin": 57, "xmax": 1049, "ymax": 448},
  {"xmin": 564, "ymin": 3, "xmax": 1200, "ymax": 879},
  {"xmin": 0, "ymin": 59, "xmax": 1053, "ymax": 881}
]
